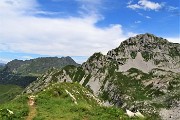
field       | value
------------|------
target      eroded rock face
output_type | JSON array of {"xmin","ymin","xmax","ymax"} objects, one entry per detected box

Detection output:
[
  {"xmin": 160, "ymin": 101, "xmax": 180, "ymax": 120},
  {"xmin": 107, "ymin": 33, "xmax": 180, "ymax": 73}
]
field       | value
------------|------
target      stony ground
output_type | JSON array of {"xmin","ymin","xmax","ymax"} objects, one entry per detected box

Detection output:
[{"xmin": 160, "ymin": 102, "xmax": 180, "ymax": 120}]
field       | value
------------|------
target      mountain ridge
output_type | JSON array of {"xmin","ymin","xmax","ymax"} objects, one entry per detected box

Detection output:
[
  {"xmin": 24, "ymin": 33, "xmax": 180, "ymax": 119},
  {"xmin": 0, "ymin": 56, "xmax": 79, "ymax": 87},
  {"xmin": 106, "ymin": 33, "xmax": 180, "ymax": 73}
]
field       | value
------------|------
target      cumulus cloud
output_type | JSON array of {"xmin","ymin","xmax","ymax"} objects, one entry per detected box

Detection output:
[
  {"xmin": 127, "ymin": 0, "xmax": 163, "ymax": 11},
  {"xmin": 166, "ymin": 37, "xmax": 180, "ymax": 43},
  {"xmin": 128, "ymin": 4, "xmax": 142, "ymax": 10},
  {"xmin": 0, "ymin": 0, "xmax": 132, "ymax": 57}
]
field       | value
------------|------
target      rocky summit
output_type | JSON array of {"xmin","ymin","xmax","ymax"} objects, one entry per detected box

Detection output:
[
  {"xmin": 1, "ymin": 33, "xmax": 179, "ymax": 120},
  {"xmin": 107, "ymin": 33, "xmax": 180, "ymax": 73}
]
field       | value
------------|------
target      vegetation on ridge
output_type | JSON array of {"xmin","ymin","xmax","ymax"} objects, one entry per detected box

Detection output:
[
  {"xmin": 0, "ymin": 85, "xmax": 23, "ymax": 104},
  {"xmin": 0, "ymin": 57, "xmax": 79, "ymax": 87},
  {"xmin": 0, "ymin": 82, "xmax": 146, "ymax": 120}
]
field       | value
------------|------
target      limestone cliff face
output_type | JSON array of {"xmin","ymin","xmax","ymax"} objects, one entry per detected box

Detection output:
[
  {"xmin": 24, "ymin": 33, "xmax": 180, "ymax": 118},
  {"xmin": 107, "ymin": 33, "xmax": 180, "ymax": 73}
]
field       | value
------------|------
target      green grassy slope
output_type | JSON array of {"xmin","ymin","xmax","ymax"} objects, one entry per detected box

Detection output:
[
  {"xmin": 0, "ymin": 85, "xmax": 23, "ymax": 104},
  {"xmin": 34, "ymin": 83, "xmax": 123, "ymax": 120},
  {"xmin": 0, "ymin": 95, "xmax": 29, "ymax": 120},
  {"xmin": 0, "ymin": 83, "xmax": 146, "ymax": 120}
]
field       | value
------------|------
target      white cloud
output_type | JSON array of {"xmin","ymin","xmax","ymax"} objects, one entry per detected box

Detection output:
[
  {"xmin": 22, "ymin": 56, "xmax": 33, "ymax": 60},
  {"xmin": 138, "ymin": 13, "xmax": 142, "ymax": 15},
  {"xmin": 0, "ymin": 58, "xmax": 13, "ymax": 63},
  {"xmin": 76, "ymin": 0, "xmax": 103, "ymax": 15},
  {"xmin": 138, "ymin": 0, "xmax": 162, "ymax": 10},
  {"xmin": 165, "ymin": 37, "xmax": 180, "ymax": 43},
  {"xmin": 128, "ymin": 4, "xmax": 142, "ymax": 10},
  {"xmin": 146, "ymin": 16, "xmax": 151, "ymax": 19},
  {"xmin": 127, "ymin": 0, "xmax": 163, "ymax": 11},
  {"xmin": 127, "ymin": 0, "xmax": 134, "ymax": 5},
  {"xmin": 135, "ymin": 21, "xmax": 142, "ymax": 24},
  {"xmin": 167, "ymin": 6, "xmax": 178, "ymax": 12},
  {"xmin": 0, "ymin": 0, "xmax": 132, "ymax": 57},
  {"xmin": 138, "ymin": 13, "xmax": 151, "ymax": 19}
]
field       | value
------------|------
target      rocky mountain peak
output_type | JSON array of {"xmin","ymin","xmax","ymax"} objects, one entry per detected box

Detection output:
[
  {"xmin": 107, "ymin": 33, "xmax": 180, "ymax": 73},
  {"xmin": 80, "ymin": 33, "xmax": 179, "ymax": 74},
  {"xmin": 4, "ymin": 57, "xmax": 79, "ymax": 74},
  {"xmin": 122, "ymin": 33, "xmax": 168, "ymax": 45},
  {"xmin": 109, "ymin": 33, "xmax": 169, "ymax": 56}
]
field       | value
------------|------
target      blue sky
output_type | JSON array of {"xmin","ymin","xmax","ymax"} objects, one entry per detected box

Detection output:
[{"xmin": 0, "ymin": 0, "xmax": 179, "ymax": 63}]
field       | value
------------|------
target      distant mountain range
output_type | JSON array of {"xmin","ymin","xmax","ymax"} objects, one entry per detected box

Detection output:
[
  {"xmin": 0, "ymin": 56, "xmax": 79, "ymax": 87},
  {"xmin": 0, "ymin": 63, "xmax": 5, "ymax": 71},
  {"xmin": 0, "ymin": 63, "xmax": 5, "ymax": 66}
]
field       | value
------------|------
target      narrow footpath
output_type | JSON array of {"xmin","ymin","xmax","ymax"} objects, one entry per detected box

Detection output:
[{"xmin": 26, "ymin": 96, "xmax": 36, "ymax": 120}]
